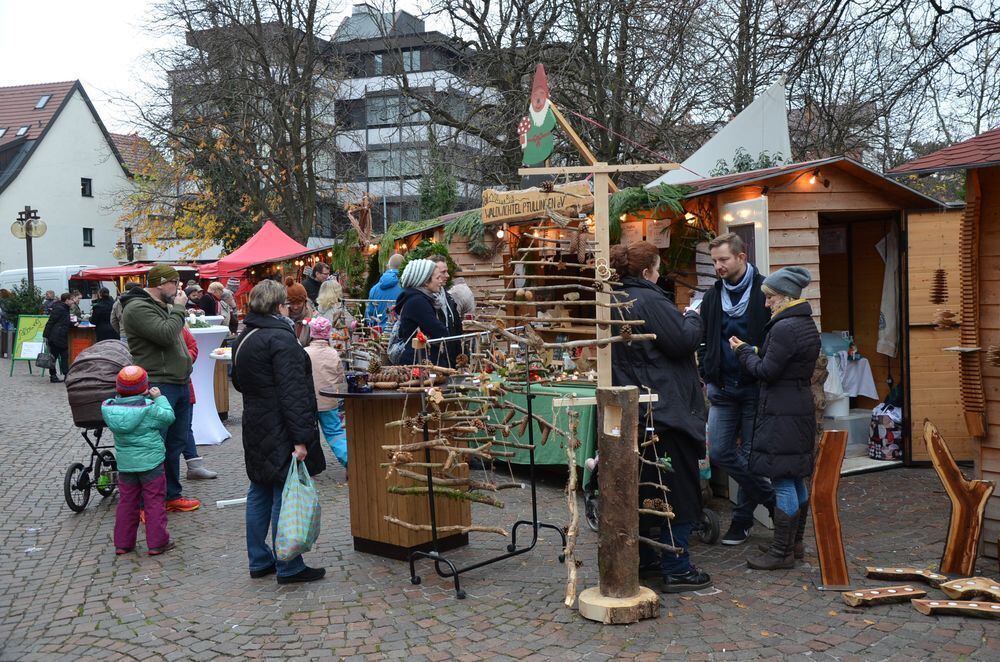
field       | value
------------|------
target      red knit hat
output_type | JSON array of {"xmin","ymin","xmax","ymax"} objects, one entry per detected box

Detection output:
[{"xmin": 116, "ymin": 365, "xmax": 149, "ymax": 396}]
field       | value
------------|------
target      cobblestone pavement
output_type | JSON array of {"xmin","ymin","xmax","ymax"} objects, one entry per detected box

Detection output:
[{"xmin": 2, "ymin": 361, "xmax": 998, "ymax": 661}]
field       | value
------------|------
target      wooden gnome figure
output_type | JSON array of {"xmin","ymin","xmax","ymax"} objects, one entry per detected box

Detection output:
[{"xmin": 519, "ymin": 64, "xmax": 557, "ymax": 166}]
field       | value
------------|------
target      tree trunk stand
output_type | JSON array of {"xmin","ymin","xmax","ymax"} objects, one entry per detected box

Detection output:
[
  {"xmin": 811, "ymin": 430, "xmax": 851, "ymax": 589},
  {"xmin": 578, "ymin": 386, "xmax": 659, "ymax": 624}
]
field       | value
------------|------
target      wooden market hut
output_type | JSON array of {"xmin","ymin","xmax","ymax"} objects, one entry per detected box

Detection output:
[
  {"xmin": 391, "ymin": 157, "xmax": 965, "ymax": 466},
  {"xmin": 891, "ymin": 127, "xmax": 1000, "ymax": 559}
]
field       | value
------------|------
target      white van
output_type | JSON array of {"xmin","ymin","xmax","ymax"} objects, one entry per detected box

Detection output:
[{"xmin": 0, "ymin": 265, "xmax": 118, "ymax": 314}]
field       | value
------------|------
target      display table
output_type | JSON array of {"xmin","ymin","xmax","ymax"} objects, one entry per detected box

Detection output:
[
  {"xmin": 189, "ymin": 326, "xmax": 231, "ymax": 445},
  {"xmin": 319, "ymin": 388, "xmax": 471, "ymax": 559},
  {"xmin": 213, "ymin": 358, "xmax": 230, "ymax": 420},
  {"xmin": 68, "ymin": 325, "xmax": 97, "ymax": 364}
]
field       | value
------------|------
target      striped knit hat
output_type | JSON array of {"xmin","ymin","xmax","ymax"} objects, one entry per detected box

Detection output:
[
  {"xmin": 116, "ymin": 365, "xmax": 149, "ymax": 397},
  {"xmin": 400, "ymin": 259, "xmax": 437, "ymax": 289}
]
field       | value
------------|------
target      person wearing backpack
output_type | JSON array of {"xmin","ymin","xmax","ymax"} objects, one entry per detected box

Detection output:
[{"xmin": 102, "ymin": 366, "xmax": 176, "ymax": 556}]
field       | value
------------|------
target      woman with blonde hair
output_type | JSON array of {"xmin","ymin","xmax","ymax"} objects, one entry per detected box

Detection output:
[{"xmin": 316, "ymin": 278, "xmax": 356, "ymax": 350}]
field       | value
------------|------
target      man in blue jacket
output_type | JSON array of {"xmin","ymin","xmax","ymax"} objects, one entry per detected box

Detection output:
[
  {"xmin": 699, "ymin": 232, "xmax": 775, "ymax": 545},
  {"xmin": 366, "ymin": 253, "xmax": 404, "ymax": 327}
]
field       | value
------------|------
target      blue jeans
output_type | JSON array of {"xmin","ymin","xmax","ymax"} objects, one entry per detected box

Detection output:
[
  {"xmin": 150, "ymin": 382, "xmax": 192, "ymax": 501},
  {"xmin": 660, "ymin": 521, "xmax": 694, "ymax": 576},
  {"xmin": 773, "ymin": 478, "xmax": 809, "ymax": 517},
  {"xmin": 707, "ymin": 383, "xmax": 774, "ymax": 525},
  {"xmin": 246, "ymin": 481, "xmax": 306, "ymax": 578},
  {"xmin": 318, "ymin": 409, "xmax": 347, "ymax": 467}
]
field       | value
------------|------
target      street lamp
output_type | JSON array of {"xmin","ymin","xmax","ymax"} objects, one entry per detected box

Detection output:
[
  {"xmin": 112, "ymin": 227, "xmax": 144, "ymax": 262},
  {"xmin": 10, "ymin": 205, "xmax": 47, "ymax": 290}
]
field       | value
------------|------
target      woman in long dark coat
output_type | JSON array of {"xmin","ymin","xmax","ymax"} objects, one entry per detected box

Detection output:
[
  {"xmin": 232, "ymin": 279, "xmax": 327, "ymax": 585},
  {"xmin": 732, "ymin": 266, "xmax": 820, "ymax": 570},
  {"xmin": 91, "ymin": 288, "xmax": 118, "ymax": 342},
  {"xmin": 610, "ymin": 241, "xmax": 710, "ymax": 594},
  {"xmin": 42, "ymin": 293, "xmax": 74, "ymax": 382}
]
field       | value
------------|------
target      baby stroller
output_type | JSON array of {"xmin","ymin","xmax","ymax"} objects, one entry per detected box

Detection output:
[
  {"xmin": 63, "ymin": 341, "xmax": 133, "ymax": 512},
  {"xmin": 583, "ymin": 453, "xmax": 721, "ymax": 544}
]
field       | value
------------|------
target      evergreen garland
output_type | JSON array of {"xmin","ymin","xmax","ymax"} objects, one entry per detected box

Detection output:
[
  {"xmin": 608, "ymin": 183, "xmax": 693, "ymax": 243},
  {"xmin": 443, "ymin": 210, "xmax": 491, "ymax": 257}
]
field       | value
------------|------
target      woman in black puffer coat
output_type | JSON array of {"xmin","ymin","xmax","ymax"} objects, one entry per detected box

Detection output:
[
  {"xmin": 91, "ymin": 288, "xmax": 118, "ymax": 342},
  {"xmin": 610, "ymin": 241, "xmax": 711, "ymax": 595},
  {"xmin": 232, "ymin": 279, "xmax": 327, "ymax": 585},
  {"xmin": 732, "ymin": 266, "xmax": 820, "ymax": 571}
]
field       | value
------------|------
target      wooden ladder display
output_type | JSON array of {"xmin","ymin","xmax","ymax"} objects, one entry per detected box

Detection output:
[
  {"xmin": 811, "ymin": 430, "xmax": 850, "ymax": 589},
  {"xmin": 922, "ymin": 419, "xmax": 995, "ymax": 577}
]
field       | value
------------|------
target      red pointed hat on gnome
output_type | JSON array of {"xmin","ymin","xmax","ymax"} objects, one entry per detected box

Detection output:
[{"xmin": 530, "ymin": 63, "xmax": 550, "ymax": 113}]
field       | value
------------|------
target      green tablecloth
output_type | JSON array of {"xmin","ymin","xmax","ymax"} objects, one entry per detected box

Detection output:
[{"xmin": 485, "ymin": 382, "xmax": 598, "ymax": 476}]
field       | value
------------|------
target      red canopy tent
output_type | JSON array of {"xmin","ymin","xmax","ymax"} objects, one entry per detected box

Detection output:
[
  {"xmin": 198, "ymin": 220, "xmax": 307, "ymax": 279},
  {"xmin": 75, "ymin": 263, "xmax": 201, "ymax": 281}
]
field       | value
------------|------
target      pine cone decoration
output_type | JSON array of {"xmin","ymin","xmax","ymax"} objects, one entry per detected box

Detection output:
[
  {"xmin": 929, "ymin": 268, "xmax": 948, "ymax": 305},
  {"xmin": 933, "ymin": 308, "xmax": 959, "ymax": 330},
  {"xmin": 367, "ymin": 355, "xmax": 382, "ymax": 375}
]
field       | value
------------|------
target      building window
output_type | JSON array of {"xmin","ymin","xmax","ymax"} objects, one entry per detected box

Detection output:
[
  {"xmin": 366, "ymin": 95, "xmax": 429, "ymax": 127},
  {"xmin": 403, "ymin": 50, "xmax": 421, "ymax": 72},
  {"xmin": 16, "ymin": 126, "xmax": 29, "ymax": 136},
  {"xmin": 35, "ymin": 95, "xmax": 51, "ymax": 109},
  {"xmin": 81, "ymin": 178, "xmax": 93, "ymax": 197},
  {"xmin": 82, "ymin": 228, "xmax": 94, "ymax": 247},
  {"xmin": 373, "ymin": 53, "xmax": 383, "ymax": 76}
]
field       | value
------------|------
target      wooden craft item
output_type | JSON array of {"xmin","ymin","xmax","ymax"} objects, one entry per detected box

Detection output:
[
  {"xmin": 929, "ymin": 267, "xmax": 948, "ymax": 305},
  {"xmin": 841, "ymin": 585, "xmax": 927, "ymax": 607},
  {"xmin": 912, "ymin": 599, "xmax": 1000, "ymax": 620},
  {"xmin": 922, "ymin": 419, "xmax": 995, "ymax": 577},
  {"xmin": 957, "ymin": 184, "xmax": 987, "ymax": 437},
  {"xmin": 939, "ymin": 577, "xmax": 1000, "ymax": 602},
  {"xmin": 864, "ymin": 566, "xmax": 948, "ymax": 588},
  {"xmin": 811, "ymin": 430, "xmax": 850, "ymax": 588}
]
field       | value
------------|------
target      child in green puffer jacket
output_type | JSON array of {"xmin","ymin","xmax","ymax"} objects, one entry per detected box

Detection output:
[{"xmin": 102, "ymin": 366, "xmax": 176, "ymax": 556}]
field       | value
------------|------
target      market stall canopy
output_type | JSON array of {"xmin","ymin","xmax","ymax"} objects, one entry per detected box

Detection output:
[
  {"xmin": 73, "ymin": 263, "xmax": 200, "ymax": 281},
  {"xmin": 198, "ymin": 220, "xmax": 308, "ymax": 279}
]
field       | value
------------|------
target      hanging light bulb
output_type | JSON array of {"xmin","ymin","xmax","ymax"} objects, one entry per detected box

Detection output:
[{"xmin": 809, "ymin": 173, "xmax": 817, "ymax": 185}]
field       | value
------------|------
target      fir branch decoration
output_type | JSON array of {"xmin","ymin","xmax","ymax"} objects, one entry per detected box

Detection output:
[
  {"xmin": 443, "ymin": 210, "xmax": 491, "ymax": 257},
  {"xmin": 378, "ymin": 218, "xmax": 439, "ymax": 269},
  {"xmin": 608, "ymin": 183, "xmax": 693, "ymax": 243}
]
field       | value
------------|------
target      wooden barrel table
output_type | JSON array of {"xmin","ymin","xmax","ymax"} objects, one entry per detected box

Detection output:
[{"xmin": 320, "ymin": 389, "xmax": 471, "ymax": 559}]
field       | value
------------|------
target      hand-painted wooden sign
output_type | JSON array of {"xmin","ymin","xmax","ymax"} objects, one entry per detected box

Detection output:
[
  {"xmin": 519, "ymin": 64, "xmax": 556, "ymax": 166},
  {"xmin": 481, "ymin": 180, "xmax": 592, "ymax": 225}
]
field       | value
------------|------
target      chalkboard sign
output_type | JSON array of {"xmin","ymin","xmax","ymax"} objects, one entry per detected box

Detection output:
[{"xmin": 9, "ymin": 314, "xmax": 48, "ymax": 375}]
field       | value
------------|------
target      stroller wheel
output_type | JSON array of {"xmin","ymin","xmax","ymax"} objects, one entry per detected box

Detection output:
[
  {"xmin": 95, "ymin": 451, "xmax": 118, "ymax": 497},
  {"xmin": 584, "ymin": 492, "xmax": 599, "ymax": 532},
  {"xmin": 697, "ymin": 507, "xmax": 721, "ymax": 545},
  {"xmin": 64, "ymin": 463, "xmax": 92, "ymax": 513}
]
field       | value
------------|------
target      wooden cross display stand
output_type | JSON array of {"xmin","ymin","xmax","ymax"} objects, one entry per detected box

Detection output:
[{"xmin": 520, "ymin": 162, "xmax": 678, "ymax": 624}]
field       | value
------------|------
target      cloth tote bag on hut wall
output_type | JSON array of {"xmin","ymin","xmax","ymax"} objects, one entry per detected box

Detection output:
[{"xmin": 275, "ymin": 457, "xmax": 321, "ymax": 561}]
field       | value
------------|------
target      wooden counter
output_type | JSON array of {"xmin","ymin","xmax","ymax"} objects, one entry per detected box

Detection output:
[
  {"xmin": 68, "ymin": 326, "xmax": 97, "ymax": 364},
  {"xmin": 322, "ymin": 389, "xmax": 471, "ymax": 559}
]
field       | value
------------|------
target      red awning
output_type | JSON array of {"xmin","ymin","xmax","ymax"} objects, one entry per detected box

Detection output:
[
  {"xmin": 74, "ymin": 263, "xmax": 201, "ymax": 281},
  {"xmin": 199, "ymin": 220, "xmax": 308, "ymax": 279}
]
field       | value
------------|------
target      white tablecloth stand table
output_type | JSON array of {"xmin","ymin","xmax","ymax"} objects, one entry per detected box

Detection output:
[{"xmin": 189, "ymin": 325, "xmax": 231, "ymax": 445}]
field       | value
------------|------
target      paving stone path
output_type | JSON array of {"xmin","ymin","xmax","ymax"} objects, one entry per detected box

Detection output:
[{"xmin": 1, "ymin": 360, "xmax": 997, "ymax": 660}]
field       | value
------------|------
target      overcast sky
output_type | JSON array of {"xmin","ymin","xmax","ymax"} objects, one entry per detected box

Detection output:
[{"xmin": 0, "ymin": 1, "xmax": 429, "ymax": 134}]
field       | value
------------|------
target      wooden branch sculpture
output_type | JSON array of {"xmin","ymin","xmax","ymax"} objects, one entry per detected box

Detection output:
[
  {"xmin": 922, "ymin": 419, "xmax": 995, "ymax": 576},
  {"xmin": 811, "ymin": 430, "xmax": 850, "ymax": 588}
]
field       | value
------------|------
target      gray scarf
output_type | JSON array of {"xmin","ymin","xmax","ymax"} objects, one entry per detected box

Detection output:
[{"xmin": 721, "ymin": 263, "xmax": 755, "ymax": 318}]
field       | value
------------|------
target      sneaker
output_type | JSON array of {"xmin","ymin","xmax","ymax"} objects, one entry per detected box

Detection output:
[
  {"xmin": 721, "ymin": 521, "xmax": 752, "ymax": 546},
  {"xmin": 250, "ymin": 564, "xmax": 277, "ymax": 579},
  {"xmin": 276, "ymin": 566, "xmax": 326, "ymax": 585},
  {"xmin": 166, "ymin": 497, "xmax": 201, "ymax": 512},
  {"xmin": 148, "ymin": 540, "xmax": 176, "ymax": 556},
  {"xmin": 662, "ymin": 567, "xmax": 712, "ymax": 594}
]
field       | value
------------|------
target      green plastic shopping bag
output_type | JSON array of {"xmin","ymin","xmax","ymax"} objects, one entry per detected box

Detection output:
[{"xmin": 275, "ymin": 457, "xmax": 321, "ymax": 561}]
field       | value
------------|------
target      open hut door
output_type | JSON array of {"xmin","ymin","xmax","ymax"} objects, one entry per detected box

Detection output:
[{"xmin": 905, "ymin": 209, "xmax": 975, "ymax": 462}]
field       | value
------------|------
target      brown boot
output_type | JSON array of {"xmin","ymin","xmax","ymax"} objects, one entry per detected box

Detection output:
[
  {"xmin": 758, "ymin": 503, "xmax": 808, "ymax": 560},
  {"xmin": 747, "ymin": 510, "xmax": 797, "ymax": 570}
]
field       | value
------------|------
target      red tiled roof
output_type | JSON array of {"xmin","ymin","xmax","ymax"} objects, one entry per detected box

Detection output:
[
  {"xmin": 889, "ymin": 125, "xmax": 1000, "ymax": 174},
  {"xmin": 110, "ymin": 133, "xmax": 161, "ymax": 176},
  {"xmin": 0, "ymin": 81, "xmax": 77, "ymax": 148}
]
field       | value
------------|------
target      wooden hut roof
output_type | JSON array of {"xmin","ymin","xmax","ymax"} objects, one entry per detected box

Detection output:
[
  {"xmin": 888, "ymin": 125, "xmax": 1000, "ymax": 175},
  {"xmin": 680, "ymin": 156, "xmax": 942, "ymax": 208}
]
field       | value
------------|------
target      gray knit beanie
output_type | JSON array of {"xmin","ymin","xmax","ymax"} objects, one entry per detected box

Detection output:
[
  {"xmin": 400, "ymin": 258, "xmax": 437, "ymax": 289},
  {"xmin": 762, "ymin": 266, "xmax": 811, "ymax": 298}
]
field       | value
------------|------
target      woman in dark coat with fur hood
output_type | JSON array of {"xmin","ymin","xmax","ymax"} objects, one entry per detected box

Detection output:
[
  {"xmin": 610, "ymin": 241, "xmax": 711, "ymax": 594},
  {"xmin": 732, "ymin": 266, "xmax": 820, "ymax": 571},
  {"xmin": 232, "ymin": 279, "xmax": 327, "ymax": 585}
]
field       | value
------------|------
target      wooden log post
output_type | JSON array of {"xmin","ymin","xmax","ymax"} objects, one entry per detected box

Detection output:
[
  {"xmin": 922, "ymin": 419, "xmax": 996, "ymax": 576},
  {"xmin": 577, "ymin": 386, "xmax": 659, "ymax": 623},
  {"xmin": 811, "ymin": 430, "xmax": 850, "ymax": 589}
]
